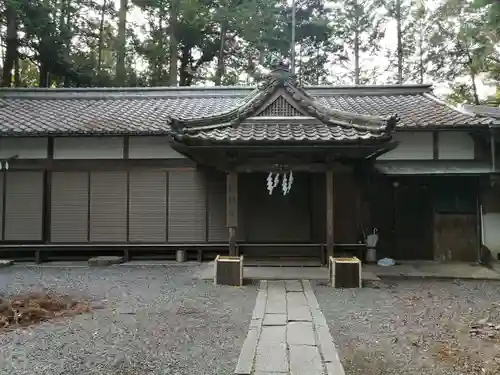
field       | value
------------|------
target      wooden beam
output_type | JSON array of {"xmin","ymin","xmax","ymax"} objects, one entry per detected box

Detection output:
[
  {"xmin": 326, "ymin": 169, "xmax": 334, "ymax": 260},
  {"xmin": 226, "ymin": 172, "xmax": 238, "ymax": 256},
  {"xmin": 6, "ymin": 158, "xmax": 196, "ymax": 171},
  {"xmin": 433, "ymin": 131, "xmax": 439, "ymax": 160}
]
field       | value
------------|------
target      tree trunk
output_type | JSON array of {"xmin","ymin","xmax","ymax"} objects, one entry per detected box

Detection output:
[
  {"xmin": 39, "ymin": 62, "xmax": 50, "ymax": 88},
  {"xmin": 97, "ymin": 0, "xmax": 106, "ymax": 77},
  {"xmin": 353, "ymin": 2, "xmax": 360, "ymax": 85},
  {"xmin": 168, "ymin": 0, "xmax": 179, "ymax": 86},
  {"xmin": 56, "ymin": 0, "xmax": 68, "ymax": 87},
  {"xmin": 14, "ymin": 55, "xmax": 20, "ymax": 87},
  {"xmin": 116, "ymin": 0, "xmax": 128, "ymax": 85},
  {"xmin": 179, "ymin": 45, "xmax": 192, "ymax": 86},
  {"xmin": 418, "ymin": 21, "xmax": 424, "ymax": 84},
  {"xmin": 214, "ymin": 23, "xmax": 227, "ymax": 86},
  {"xmin": 470, "ymin": 72, "xmax": 480, "ymax": 105},
  {"xmin": 396, "ymin": 0, "xmax": 403, "ymax": 84},
  {"xmin": 157, "ymin": 1, "xmax": 166, "ymax": 83},
  {"xmin": 2, "ymin": 1, "xmax": 17, "ymax": 87},
  {"xmin": 463, "ymin": 42, "xmax": 480, "ymax": 105}
]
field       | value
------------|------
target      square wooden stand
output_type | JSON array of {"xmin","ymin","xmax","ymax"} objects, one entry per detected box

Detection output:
[
  {"xmin": 329, "ymin": 256, "xmax": 362, "ymax": 288},
  {"xmin": 214, "ymin": 255, "xmax": 243, "ymax": 286}
]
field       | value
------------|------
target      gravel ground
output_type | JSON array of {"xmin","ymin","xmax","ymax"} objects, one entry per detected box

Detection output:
[
  {"xmin": 0, "ymin": 264, "xmax": 257, "ymax": 375},
  {"xmin": 314, "ymin": 278, "xmax": 500, "ymax": 375}
]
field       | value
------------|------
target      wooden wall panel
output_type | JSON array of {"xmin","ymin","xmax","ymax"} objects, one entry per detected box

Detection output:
[
  {"xmin": 378, "ymin": 132, "xmax": 433, "ymax": 160},
  {"xmin": 310, "ymin": 173, "xmax": 326, "ymax": 243},
  {"xmin": 333, "ymin": 173, "xmax": 361, "ymax": 244},
  {"xmin": 393, "ymin": 181, "xmax": 434, "ymax": 260},
  {"xmin": 128, "ymin": 136, "xmax": 186, "ymax": 159},
  {"xmin": 239, "ymin": 172, "xmax": 311, "ymax": 243},
  {"xmin": 54, "ymin": 137, "xmax": 123, "ymax": 159},
  {"xmin": 366, "ymin": 175, "xmax": 395, "ymax": 259},
  {"xmin": 438, "ymin": 131, "xmax": 475, "ymax": 160},
  {"xmin": 0, "ymin": 138, "xmax": 48, "ymax": 159},
  {"xmin": 207, "ymin": 171, "xmax": 227, "ymax": 242},
  {"xmin": 434, "ymin": 213, "xmax": 477, "ymax": 261}
]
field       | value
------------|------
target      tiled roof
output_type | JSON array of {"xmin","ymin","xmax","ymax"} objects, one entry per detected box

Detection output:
[
  {"xmin": 461, "ymin": 104, "xmax": 500, "ymax": 120},
  {"xmin": 184, "ymin": 121, "xmax": 387, "ymax": 143},
  {"xmin": 171, "ymin": 65, "xmax": 398, "ymax": 144},
  {"xmin": 0, "ymin": 85, "xmax": 497, "ymax": 137}
]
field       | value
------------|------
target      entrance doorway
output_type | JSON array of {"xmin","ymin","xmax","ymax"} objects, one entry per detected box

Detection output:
[
  {"xmin": 393, "ymin": 179, "xmax": 434, "ymax": 260},
  {"xmin": 238, "ymin": 172, "xmax": 318, "ymax": 262}
]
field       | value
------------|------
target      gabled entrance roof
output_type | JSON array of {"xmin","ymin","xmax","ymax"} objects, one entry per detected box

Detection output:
[{"xmin": 170, "ymin": 62, "xmax": 399, "ymax": 145}]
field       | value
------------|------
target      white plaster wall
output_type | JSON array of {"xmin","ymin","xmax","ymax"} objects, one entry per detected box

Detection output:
[
  {"xmin": 54, "ymin": 137, "xmax": 123, "ymax": 159},
  {"xmin": 128, "ymin": 136, "xmax": 185, "ymax": 159},
  {"xmin": 482, "ymin": 213, "xmax": 500, "ymax": 260},
  {"xmin": 0, "ymin": 137, "xmax": 48, "ymax": 159},
  {"xmin": 438, "ymin": 131, "xmax": 474, "ymax": 160},
  {"xmin": 378, "ymin": 132, "xmax": 433, "ymax": 160}
]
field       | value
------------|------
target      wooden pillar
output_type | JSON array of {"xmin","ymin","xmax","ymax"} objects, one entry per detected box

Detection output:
[
  {"xmin": 326, "ymin": 169, "xmax": 334, "ymax": 260},
  {"xmin": 226, "ymin": 172, "xmax": 238, "ymax": 256}
]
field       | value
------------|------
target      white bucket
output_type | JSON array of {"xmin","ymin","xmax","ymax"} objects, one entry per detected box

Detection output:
[
  {"xmin": 366, "ymin": 247, "xmax": 377, "ymax": 263},
  {"xmin": 176, "ymin": 249, "xmax": 187, "ymax": 263}
]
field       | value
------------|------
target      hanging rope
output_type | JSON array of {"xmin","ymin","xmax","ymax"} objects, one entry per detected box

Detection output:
[{"xmin": 266, "ymin": 170, "xmax": 294, "ymax": 195}]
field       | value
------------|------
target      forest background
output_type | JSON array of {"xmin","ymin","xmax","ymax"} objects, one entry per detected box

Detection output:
[{"xmin": 0, "ymin": 0, "xmax": 498, "ymax": 105}]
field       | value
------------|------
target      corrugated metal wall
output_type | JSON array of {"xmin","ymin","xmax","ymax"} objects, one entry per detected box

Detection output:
[
  {"xmin": 47, "ymin": 169, "xmax": 212, "ymax": 244},
  {"xmin": 89, "ymin": 171, "xmax": 127, "ymax": 242},
  {"xmin": 0, "ymin": 173, "xmax": 3, "ymax": 240},
  {"xmin": 4, "ymin": 171, "xmax": 44, "ymax": 240},
  {"xmin": 0, "ymin": 168, "xmax": 332, "ymax": 248},
  {"xmin": 168, "ymin": 170, "xmax": 206, "ymax": 242},
  {"xmin": 51, "ymin": 172, "xmax": 89, "ymax": 242},
  {"xmin": 128, "ymin": 170, "xmax": 167, "ymax": 242}
]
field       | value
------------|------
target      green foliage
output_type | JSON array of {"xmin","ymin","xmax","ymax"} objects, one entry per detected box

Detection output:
[{"xmin": 0, "ymin": 0, "xmax": 498, "ymax": 92}]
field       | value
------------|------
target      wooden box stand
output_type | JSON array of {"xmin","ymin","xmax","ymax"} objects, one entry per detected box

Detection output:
[
  {"xmin": 214, "ymin": 255, "xmax": 243, "ymax": 286},
  {"xmin": 329, "ymin": 256, "xmax": 362, "ymax": 288}
]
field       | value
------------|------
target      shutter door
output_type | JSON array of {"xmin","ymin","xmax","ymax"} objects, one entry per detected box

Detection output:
[
  {"xmin": 51, "ymin": 172, "xmax": 89, "ymax": 243},
  {"xmin": 129, "ymin": 170, "xmax": 167, "ymax": 242},
  {"xmin": 4, "ymin": 171, "xmax": 44, "ymax": 241},
  {"xmin": 207, "ymin": 171, "xmax": 227, "ymax": 242},
  {"xmin": 89, "ymin": 171, "xmax": 127, "ymax": 242},
  {"xmin": 0, "ymin": 173, "xmax": 3, "ymax": 240},
  {"xmin": 168, "ymin": 170, "xmax": 206, "ymax": 242}
]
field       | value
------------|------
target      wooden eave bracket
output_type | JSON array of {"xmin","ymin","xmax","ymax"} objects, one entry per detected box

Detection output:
[
  {"xmin": 283, "ymin": 82, "xmax": 400, "ymax": 134},
  {"xmin": 171, "ymin": 77, "xmax": 284, "ymax": 131}
]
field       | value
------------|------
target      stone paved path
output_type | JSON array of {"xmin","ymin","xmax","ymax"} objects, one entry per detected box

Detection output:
[{"xmin": 235, "ymin": 280, "xmax": 345, "ymax": 375}]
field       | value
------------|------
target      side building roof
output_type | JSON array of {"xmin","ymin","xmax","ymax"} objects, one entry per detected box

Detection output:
[{"xmin": 461, "ymin": 104, "xmax": 500, "ymax": 120}]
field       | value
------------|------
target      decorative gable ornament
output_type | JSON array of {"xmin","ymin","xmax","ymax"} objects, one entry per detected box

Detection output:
[{"xmin": 266, "ymin": 171, "xmax": 294, "ymax": 195}]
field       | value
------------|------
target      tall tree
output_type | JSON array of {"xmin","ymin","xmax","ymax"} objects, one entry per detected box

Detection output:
[
  {"xmin": 426, "ymin": 0, "xmax": 495, "ymax": 104},
  {"xmin": 116, "ymin": 0, "xmax": 128, "ymax": 85},
  {"xmin": 331, "ymin": 0, "xmax": 385, "ymax": 85},
  {"xmin": 396, "ymin": 0, "xmax": 403, "ymax": 83},
  {"xmin": 168, "ymin": 0, "xmax": 178, "ymax": 85},
  {"xmin": 2, "ymin": 0, "xmax": 18, "ymax": 86}
]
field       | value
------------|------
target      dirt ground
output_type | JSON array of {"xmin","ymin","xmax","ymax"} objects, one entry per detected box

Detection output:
[{"xmin": 314, "ymin": 278, "xmax": 500, "ymax": 375}]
